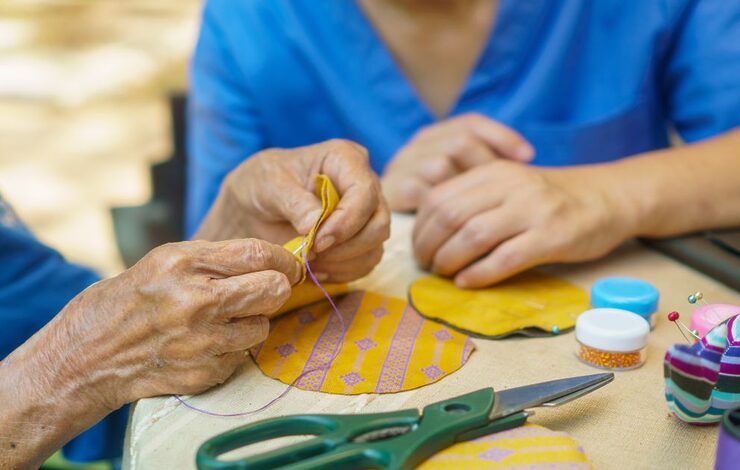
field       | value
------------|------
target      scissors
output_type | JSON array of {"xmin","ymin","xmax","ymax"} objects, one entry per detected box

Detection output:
[{"xmin": 196, "ymin": 372, "xmax": 613, "ymax": 470}]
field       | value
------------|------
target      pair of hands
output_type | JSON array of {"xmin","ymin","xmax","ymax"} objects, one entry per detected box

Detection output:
[
  {"xmin": 198, "ymin": 139, "xmax": 389, "ymax": 283},
  {"xmin": 28, "ymin": 116, "xmax": 630, "ymax": 414},
  {"xmin": 15, "ymin": 140, "xmax": 389, "ymax": 414},
  {"xmin": 383, "ymin": 114, "xmax": 633, "ymax": 288}
]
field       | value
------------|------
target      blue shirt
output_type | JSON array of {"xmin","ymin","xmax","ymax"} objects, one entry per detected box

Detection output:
[
  {"xmin": 0, "ymin": 196, "xmax": 127, "ymax": 462},
  {"xmin": 187, "ymin": 0, "xmax": 740, "ymax": 235}
]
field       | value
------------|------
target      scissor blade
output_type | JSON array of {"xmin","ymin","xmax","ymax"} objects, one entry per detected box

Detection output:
[{"xmin": 489, "ymin": 373, "xmax": 613, "ymax": 420}]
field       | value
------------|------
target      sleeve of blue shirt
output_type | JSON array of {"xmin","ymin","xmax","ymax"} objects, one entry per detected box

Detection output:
[
  {"xmin": 664, "ymin": 0, "xmax": 740, "ymax": 142},
  {"xmin": 0, "ymin": 225, "xmax": 128, "ymax": 463},
  {"xmin": 186, "ymin": 2, "xmax": 267, "ymax": 237}
]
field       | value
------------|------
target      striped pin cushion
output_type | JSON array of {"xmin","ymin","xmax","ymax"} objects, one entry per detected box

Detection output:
[{"xmin": 664, "ymin": 314, "xmax": 740, "ymax": 423}]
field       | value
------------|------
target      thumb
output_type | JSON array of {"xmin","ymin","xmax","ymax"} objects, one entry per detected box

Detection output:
[{"xmin": 274, "ymin": 182, "xmax": 323, "ymax": 235}]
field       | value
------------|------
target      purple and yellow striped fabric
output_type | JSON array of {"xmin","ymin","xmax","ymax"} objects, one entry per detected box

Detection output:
[
  {"xmin": 252, "ymin": 290, "xmax": 475, "ymax": 394},
  {"xmin": 664, "ymin": 314, "xmax": 740, "ymax": 423}
]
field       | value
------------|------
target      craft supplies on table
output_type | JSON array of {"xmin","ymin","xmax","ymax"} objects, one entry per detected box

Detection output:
[
  {"xmin": 715, "ymin": 406, "xmax": 740, "ymax": 470},
  {"xmin": 126, "ymin": 214, "xmax": 738, "ymax": 469},
  {"xmin": 195, "ymin": 373, "xmax": 613, "ymax": 470},
  {"xmin": 590, "ymin": 276, "xmax": 659, "ymax": 327},
  {"xmin": 575, "ymin": 308, "xmax": 650, "ymax": 370}
]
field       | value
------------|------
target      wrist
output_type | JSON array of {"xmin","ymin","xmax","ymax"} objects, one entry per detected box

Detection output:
[
  {"xmin": 597, "ymin": 158, "xmax": 662, "ymax": 239},
  {"xmin": 0, "ymin": 326, "xmax": 113, "ymax": 468},
  {"xmin": 598, "ymin": 169, "xmax": 646, "ymax": 241},
  {"xmin": 45, "ymin": 319, "xmax": 122, "ymax": 414},
  {"xmin": 63, "ymin": 289, "xmax": 139, "ymax": 411},
  {"xmin": 546, "ymin": 164, "xmax": 644, "ymax": 242}
]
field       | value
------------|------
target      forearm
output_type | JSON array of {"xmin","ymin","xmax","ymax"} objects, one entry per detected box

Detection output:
[
  {"xmin": 566, "ymin": 129, "xmax": 740, "ymax": 239},
  {"xmin": 621, "ymin": 129, "xmax": 740, "ymax": 236},
  {"xmin": 0, "ymin": 317, "xmax": 111, "ymax": 469}
]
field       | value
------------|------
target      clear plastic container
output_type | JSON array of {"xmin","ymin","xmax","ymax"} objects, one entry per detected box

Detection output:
[
  {"xmin": 576, "ymin": 341, "xmax": 647, "ymax": 370},
  {"xmin": 575, "ymin": 308, "xmax": 649, "ymax": 371}
]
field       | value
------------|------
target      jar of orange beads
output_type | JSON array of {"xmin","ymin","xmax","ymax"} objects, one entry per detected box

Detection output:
[{"xmin": 576, "ymin": 308, "xmax": 649, "ymax": 371}]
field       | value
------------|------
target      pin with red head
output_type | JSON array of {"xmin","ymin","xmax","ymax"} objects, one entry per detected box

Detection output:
[{"xmin": 667, "ymin": 310, "xmax": 699, "ymax": 344}]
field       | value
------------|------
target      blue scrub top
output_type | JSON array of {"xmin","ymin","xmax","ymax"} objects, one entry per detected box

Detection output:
[
  {"xmin": 0, "ymin": 196, "xmax": 127, "ymax": 462},
  {"xmin": 187, "ymin": 0, "xmax": 740, "ymax": 235}
]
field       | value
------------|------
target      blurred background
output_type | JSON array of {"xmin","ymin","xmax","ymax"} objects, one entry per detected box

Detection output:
[{"xmin": 0, "ymin": 0, "xmax": 201, "ymax": 276}]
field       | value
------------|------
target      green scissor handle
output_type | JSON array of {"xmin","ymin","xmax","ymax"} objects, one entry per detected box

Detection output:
[{"xmin": 196, "ymin": 388, "xmax": 528, "ymax": 470}]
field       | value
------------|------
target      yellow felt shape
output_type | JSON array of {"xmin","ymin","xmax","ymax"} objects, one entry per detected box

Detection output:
[
  {"xmin": 417, "ymin": 423, "xmax": 589, "ymax": 469},
  {"xmin": 408, "ymin": 272, "xmax": 589, "ymax": 338},
  {"xmin": 283, "ymin": 174, "xmax": 339, "ymax": 268},
  {"xmin": 251, "ymin": 290, "xmax": 475, "ymax": 395},
  {"xmin": 279, "ymin": 174, "xmax": 348, "ymax": 316}
]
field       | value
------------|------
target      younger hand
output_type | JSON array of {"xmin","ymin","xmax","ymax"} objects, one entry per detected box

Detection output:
[
  {"xmin": 382, "ymin": 113, "xmax": 534, "ymax": 212},
  {"xmin": 412, "ymin": 161, "xmax": 635, "ymax": 287}
]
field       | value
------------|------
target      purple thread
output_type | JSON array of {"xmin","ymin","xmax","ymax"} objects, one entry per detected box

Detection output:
[{"xmin": 174, "ymin": 242, "xmax": 347, "ymax": 417}]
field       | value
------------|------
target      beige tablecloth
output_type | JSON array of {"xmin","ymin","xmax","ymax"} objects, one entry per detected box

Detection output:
[{"xmin": 123, "ymin": 214, "xmax": 740, "ymax": 469}]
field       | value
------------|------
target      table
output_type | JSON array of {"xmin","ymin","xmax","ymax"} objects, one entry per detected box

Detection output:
[{"xmin": 123, "ymin": 214, "xmax": 740, "ymax": 469}]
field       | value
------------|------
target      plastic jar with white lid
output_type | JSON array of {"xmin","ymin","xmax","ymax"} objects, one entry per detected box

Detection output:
[{"xmin": 576, "ymin": 308, "xmax": 650, "ymax": 370}]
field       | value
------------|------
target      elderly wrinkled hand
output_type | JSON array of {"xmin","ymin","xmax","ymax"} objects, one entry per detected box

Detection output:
[
  {"xmin": 381, "ymin": 113, "xmax": 534, "ymax": 212},
  {"xmin": 59, "ymin": 238, "xmax": 299, "ymax": 407},
  {"xmin": 0, "ymin": 238, "xmax": 302, "ymax": 468},
  {"xmin": 412, "ymin": 160, "xmax": 635, "ymax": 288},
  {"xmin": 198, "ymin": 139, "xmax": 390, "ymax": 283}
]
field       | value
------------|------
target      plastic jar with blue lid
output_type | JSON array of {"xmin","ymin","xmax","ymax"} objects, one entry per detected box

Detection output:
[{"xmin": 590, "ymin": 276, "xmax": 659, "ymax": 328}]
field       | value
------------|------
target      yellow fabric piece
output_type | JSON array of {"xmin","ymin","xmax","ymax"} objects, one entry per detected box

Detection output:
[
  {"xmin": 408, "ymin": 272, "xmax": 589, "ymax": 338},
  {"xmin": 252, "ymin": 290, "xmax": 475, "ymax": 395},
  {"xmin": 418, "ymin": 423, "xmax": 589, "ymax": 469},
  {"xmin": 279, "ymin": 174, "xmax": 348, "ymax": 316},
  {"xmin": 277, "ymin": 282, "xmax": 349, "ymax": 315},
  {"xmin": 283, "ymin": 174, "xmax": 339, "ymax": 268}
]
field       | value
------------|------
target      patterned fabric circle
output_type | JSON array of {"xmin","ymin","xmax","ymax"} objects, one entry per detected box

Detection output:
[
  {"xmin": 251, "ymin": 290, "xmax": 475, "ymax": 394},
  {"xmin": 409, "ymin": 272, "xmax": 589, "ymax": 338},
  {"xmin": 418, "ymin": 423, "xmax": 589, "ymax": 469}
]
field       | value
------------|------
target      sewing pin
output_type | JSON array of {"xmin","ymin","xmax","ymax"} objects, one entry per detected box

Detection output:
[
  {"xmin": 667, "ymin": 311, "xmax": 699, "ymax": 344},
  {"xmin": 688, "ymin": 290, "xmax": 725, "ymax": 324}
]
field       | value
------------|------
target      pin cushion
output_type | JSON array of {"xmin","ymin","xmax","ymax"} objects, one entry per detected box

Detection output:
[
  {"xmin": 690, "ymin": 304, "xmax": 740, "ymax": 337},
  {"xmin": 576, "ymin": 308, "xmax": 650, "ymax": 370}
]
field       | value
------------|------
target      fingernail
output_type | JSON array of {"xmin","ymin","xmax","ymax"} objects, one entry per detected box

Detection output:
[
  {"xmin": 301, "ymin": 209, "xmax": 322, "ymax": 231},
  {"xmin": 314, "ymin": 272, "xmax": 329, "ymax": 282},
  {"xmin": 455, "ymin": 276, "xmax": 469, "ymax": 289},
  {"xmin": 517, "ymin": 144, "xmax": 535, "ymax": 161},
  {"xmin": 315, "ymin": 235, "xmax": 335, "ymax": 253},
  {"xmin": 291, "ymin": 259, "xmax": 303, "ymax": 282}
]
